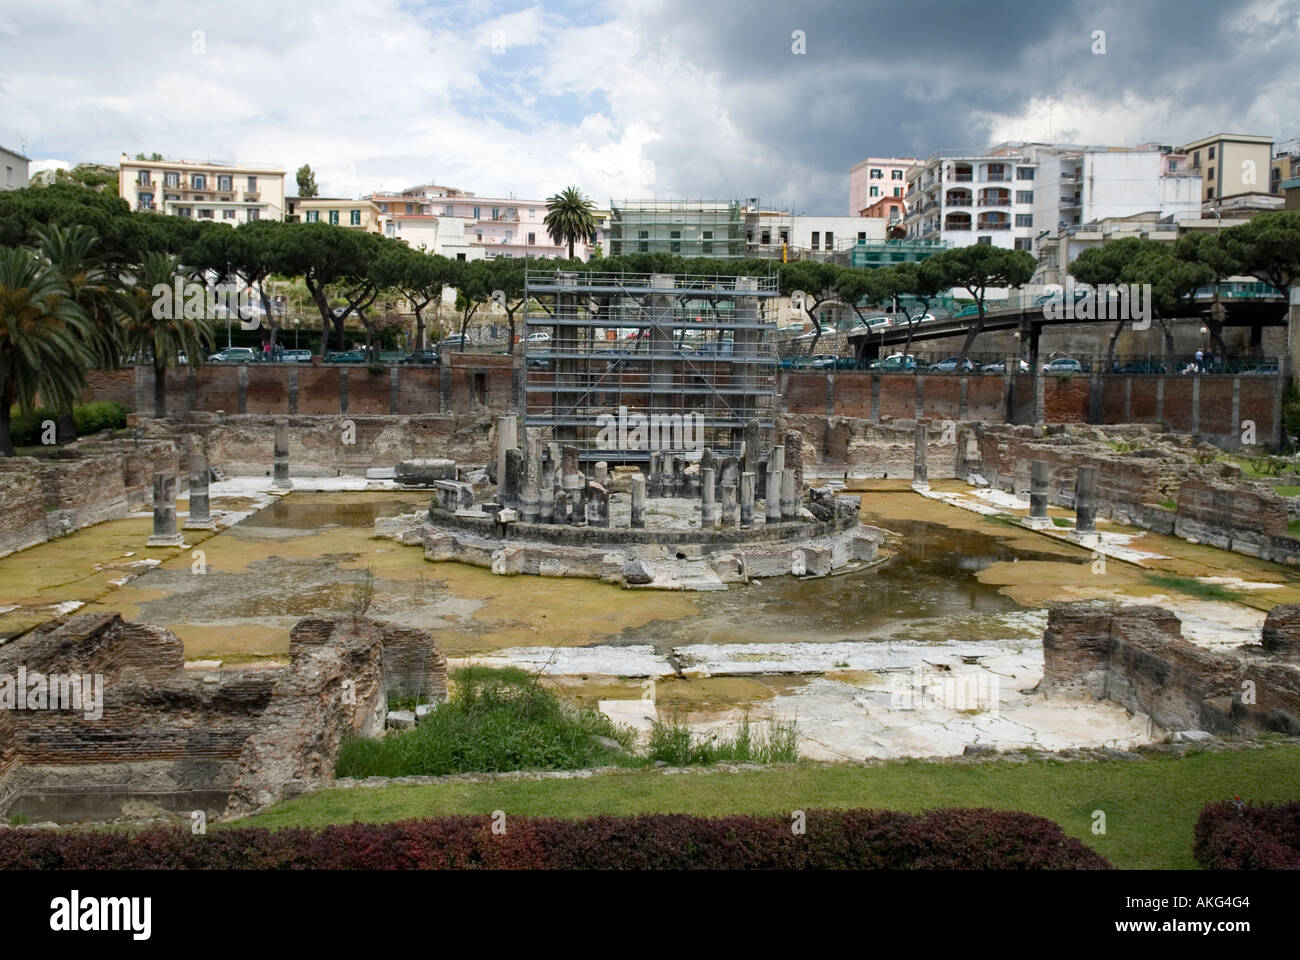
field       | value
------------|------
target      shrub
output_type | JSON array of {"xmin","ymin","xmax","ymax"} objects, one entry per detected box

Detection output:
[
  {"xmin": 0, "ymin": 809, "xmax": 1111, "ymax": 870},
  {"xmin": 336, "ymin": 667, "xmax": 635, "ymax": 777},
  {"xmin": 8, "ymin": 402, "xmax": 130, "ymax": 446},
  {"xmin": 647, "ymin": 713, "xmax": 799, "ymax": 765},
  {"xmin": 1193, "ymin": 800, "xmax": 1300, "ymax": 869}
]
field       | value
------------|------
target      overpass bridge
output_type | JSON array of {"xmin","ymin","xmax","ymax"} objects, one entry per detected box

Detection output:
[{"xmin": 845, "ymin": 288, "xmax": 1289, "ymax": 366}]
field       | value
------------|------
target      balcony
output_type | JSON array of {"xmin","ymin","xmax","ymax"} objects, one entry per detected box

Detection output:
[
  {"xmin": 978, "ymin": 195, "xmax": 1010, "ymax": 206},
  {"xmin": 976, "ymin": 220, "xmax": 1012, "ymax": 230},
  {"xmin": 945, "ymin": 191, "xmax": 973, "ymax": 206},
  {"xmin": 135, "ymin": 179, "xmax": 154, "ymax": 190},
  {"xmin": 136, "ymin": 201, "xmax": 156, "ymax": 211},
  {"xmin": 244, "ymin": 189, "xmax": 260, "ymax": 200},
  {"xmin": 983, "ymin": 174, "xmax": 1010, "ymax": 183},
  {"xmin": 951, "ymin": 173, "xmax": 973, "ymax": 182}
]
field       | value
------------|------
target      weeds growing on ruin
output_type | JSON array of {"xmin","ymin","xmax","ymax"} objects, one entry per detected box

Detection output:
[
  {"xmin": 337, "ymin": 666, "xmax": 637, "ymax": 777},
  {"xmin": 646, "ymin": 712, "xmax": 799, "ymax": 765},
  {"xmin": 349, "ymin": 565, "xmax": 376, "ymax": 621},
  {"xmin": 1142, "ymin": 573, "xmax": 1244, "ymax": 604}
]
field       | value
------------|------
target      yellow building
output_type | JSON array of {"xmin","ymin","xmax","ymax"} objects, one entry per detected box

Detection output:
[
  {"xmin": 1178, "ymin": 133, "xmax": 1273, "ymax": 203},
  {"xmin": 118, "ymin": 154, "xmax": 285, "ymax": 223},
  {"xmin": 286, "ymin": 196, "xmax": 382, "ymax": 232}
]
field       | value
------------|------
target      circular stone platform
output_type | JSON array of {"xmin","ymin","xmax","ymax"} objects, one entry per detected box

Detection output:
[{"xmin": 380, "ymin": 492, "xmax": 884, "ymax": 590}]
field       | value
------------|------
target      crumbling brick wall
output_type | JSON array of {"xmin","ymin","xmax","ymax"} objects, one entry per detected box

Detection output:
[{"xmin": 1042, "ymin": 601, "xmax": 1300, "ymax": 736}]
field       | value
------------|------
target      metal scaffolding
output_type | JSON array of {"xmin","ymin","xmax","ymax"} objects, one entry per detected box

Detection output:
[{"xmin": 523, "ymin": 270, "xmax": 781, "ymax": 462}]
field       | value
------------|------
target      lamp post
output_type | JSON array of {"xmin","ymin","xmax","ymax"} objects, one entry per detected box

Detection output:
[
  {"xmin": 294, "ymin": 318, "xmax": 301, "ymax": 350},
  {"xmin": 225, "ymin": 260, "xmax": 233, "ymax": 348}
]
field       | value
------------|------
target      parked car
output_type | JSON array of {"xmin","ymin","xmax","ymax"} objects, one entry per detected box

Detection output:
[
  {"xmin": 1042, "ymin": 357, "xmax": 1084, "ymax": 374},
  {"xmin": 897, "ymin": 313, "xmax": 934, "ymax": 326},
  {"xmin": 1239, "ymin": 362, "xmax": 1280, "ymax": 377},
  {"xmin": 323, "ymin": 350, "xmax": 366, "ymax": 363},
  {"xmin": 928, "ymin": 357, "xmax": 975, "ymax": 373},
  {"xmin": 438, "ymin": 335, "xmax": 472, "ymax": 350},
  {"xmin": 778, "ymin": 355, "xmax": 811, "ymax": 370},
  {"xmin": 779, "ymin": 322, "xmax": 807, "ymax": 334},
  {"xmin": 1114, "ymin": 360, "xmax": 1167, "ymax": 374},
  {"xmin": 875, "ymin": 353, "xmax": 917, "ymax": 372},
  {"xmin": 525, "ymin": 331, "xmax": 551, "ymax": 343},
  {"xmin": 951, "ymin": 304, "xmax": 981, "ymax": 319},
  {"xmin": 980, "ymin": 359, "xmax": 1030, "ymax": 374},
  {"xmin": 809, "ymin": 354, "xmax": 841, "ymax": 370},
  {"xmin": 400, "ymin": 350, "xmax": 441, "ymax": 365},
  {"xmin": 695, "ymin": 339, "xmax": 735, "ymax": 358},
  {"xmin": 282, "ymin": 349, "xmax": 313, "ymax": 363},
  {"xmin": 855, "ymin": 315, "xmax": 893, "ymax": 330},
  {"xmin": 207, "ymin": 347, "xmax": 258, "ymax": 363}
]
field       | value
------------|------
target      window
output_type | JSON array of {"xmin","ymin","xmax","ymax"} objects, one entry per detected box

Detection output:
[
  {"xmin": 1168, "ymin": 160, "xmax": 1178, "ymax": 173},
  {"xmin": 891, "ymin": 169, "xmax": 903, "ymax": 180},
  {"xmin": 194, "ymin": 195, "xmax": 204, "ymax": 202},
  {"xmin": 178, "ymin": 207, "xmax": 192, "ymax": 218},
  {"xmin": 506, "ymin": 208, "xmax": 516, "ymax": 219},
  {"xmin": 702, "ymin": 229, "xmax": 713, "ymax": 255},
  {"xmin": 405, "ymin": 203, "xmax": 414, "ymax": 214},
  {"xmin": 491, "ymin": 207, "xmax": 500, "ymax": 219},
  {"xmin": 1193, "ymin": 151, "xmax": 1200, "ymax": 167},
  {"xmin": 1206, "ymin": 186, "xmax": 1215, "ymax": 198},
  {"xmin": 379, "ymin": 203, "xmax": 388, "ymax": 213},
  {"xmin": 810, "ymin": 231, "xmax": 820, "ymax": 248},
  {"xmin": 528, "ymin": 232, "xmax": 536, "ymax": 244},
  {"xmin": 1016, "ymin": 190, "xmax": 1034, "ymax": 203},
  {"xmin": 671, "ymin": 230, "xmax": 681, "ymax": 253},
  {"xmin": 825, "ymin": 231, "xmax": 833, "ymax": 249},
  {"xmin": 246, "ymin": 176, "xmax": 257, "ymax": 192},
  {"xmin": 350, "ymin": 209, "xmax": 361, "ymax": 225},
  {"xmin": 1208, "ymin": 146, "xmax": 1216, "ymax": 160},
  {"xmin": 444, "ymin": 205, "xmax": 453, "ymax": 216},
  {"xmin": 893, "ymin": 187, "xmax": 902, "ymax": 197},
  {"xmin": 530, "ymin": 208, "xmax": 537, "ymax": 218},
  {"xmin": 218, "ymin": 175, "xmax": 232, "ymax": 191},
  {"xmin": 778, "ymin": 229, "xmax": 788, "ymax": 244},
  {"xmin": 1014, "ymin": 238, "xmax": 1032, "ymax": 251},
  {"xmin": 306, "ymin": 211, "xmax": 319, "ymax": 223},
  {"xmin": 472, "ymin": 206, "xmax": 480, "ymax": 218},
  {"xmin": 976, "ymin": 236, "xmax": 992, "ymax": 245},
  {"xmin": 137, "ymin": 171, "xmax": 151, "ymax": 185},
  {"xmin": 870, "ymin": 168, "xmax": 883, "ymax": 179},
  {"xmin": 223, "ymin": 209, "xmax": 236, "ymax": 220},
  {"xmin": 1207, "ymin": 167, "xmax": 1214, "ymax": 183},
  {"xmin": 476, "ymin": 232, "xmax": 483, "ymax": 242},
  {"xmin": 198, "ymin": 209, "xmax": 214, "ymax": 219},
  {"xmin": 164, "ymin": 172, "xmax": 180, "ymax": 187},
  {"xmin": 386, "ymin": 224, "xmax": 396, "ymax": 236},
  {"xmin": 760, "ymin": 230, "xmax": 770, "ymax": 245},
  {"xmin": 1015, "ymin": 213, "xmax": 1033, "ymax": 227},
  {"xmin": 857, "ymin": 231, "xmax": 866, "ymax": 241},
  {"xmin": 457, "ymin": 253, "xmax": 466, "ymax": 261},
  {"xmin": 191, "ymin": 174, "xmax": 206, "ymax": 189},
  {"xmin": 870, "ymin": 185, "xmax": 879, "ymax": 198},
  {"xmin": 328, "ymin": 210, "xmax": 339, "ymax": 225}
]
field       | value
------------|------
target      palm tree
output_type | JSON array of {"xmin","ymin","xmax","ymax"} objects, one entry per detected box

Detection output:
[
  {"xmin": 119, "ymin": 252, "xmax": 216, "ymax": 418},
  {"xmin": 34, "ymin": 225, "xmax": 127, "ymax": 441},
  {"xmin": 543, "ymin": 187, "xmax": 598, "ymax": 260},
  {"xmin": 0, "ymin": 245, "xmax": 97, "ymax": 456}
]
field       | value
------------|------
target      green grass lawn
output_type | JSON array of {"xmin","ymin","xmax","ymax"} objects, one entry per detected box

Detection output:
[{"xmin": 237, "ymin": 743, "xmax": 1300, "ymax": 870}]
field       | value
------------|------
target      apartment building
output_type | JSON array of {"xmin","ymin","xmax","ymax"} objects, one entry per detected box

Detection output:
[
  {"xmin": 118, "ymin": 154, "xmax": 286, "ymax": 222},
  {"xmin": 286, "ymin": 196, "xmax": 382, "ymax": 232},
  {"xmin": 0, "ymin": 144, "xmax": 29, "ymax": 190},
  {"xmin": 1271, "ymin": 139, "xmax": 1300, "ymax": 200},
  {"xmin": 849, "ymin": 156, "xmax": 915, "ymax": 218},
  {"xmin": 744, "ymin": 207, "xmax": 886, "ymax": 259},
  {"xmin": 370, "ymin": 183, "xmax": 599, "ymax": 260},
  {"xmin": 905, "ymin": 146, "xmax": 1039, "ymax": 252},
  {"xmin": 1178, "ymin": 133, "xmax": 1273, "ymax": 203}
]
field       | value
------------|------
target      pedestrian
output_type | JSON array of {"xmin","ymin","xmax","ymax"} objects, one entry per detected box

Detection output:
[{"xmin": 1194, "ymin": 347, "xmax": 1204, "ymax": 372}]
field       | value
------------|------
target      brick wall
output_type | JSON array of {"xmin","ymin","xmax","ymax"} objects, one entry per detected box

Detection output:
[{"xmin": 1042, "ymin": 602, "xmax": 1300, "ymax": 736}]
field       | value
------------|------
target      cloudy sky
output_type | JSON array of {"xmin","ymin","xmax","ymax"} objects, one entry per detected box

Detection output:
[{"xmin": 2, "ymin": 0, "xmax": 1297, "ymax": 214}]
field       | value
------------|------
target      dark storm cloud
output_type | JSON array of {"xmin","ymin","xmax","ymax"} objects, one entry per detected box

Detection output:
[{"xmin": 616, "ymin": 0, "xmax": 1299, "ymax": 213}]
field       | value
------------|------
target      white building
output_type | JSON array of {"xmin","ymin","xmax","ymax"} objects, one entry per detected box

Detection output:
[
  {"xmin": 118, "ymin": 155, "xmax": 285, "ymax": 222},
  {"xmin": 0, "ymin": 144, "xmax": 29, "ymax": 191},
  {"xmin": 905, "ymin": 147, "xmax": 1039, "ymax": 253},
  {"xmin": 745, "ymin": 209, "xmax": 886, "ymax": 259}
]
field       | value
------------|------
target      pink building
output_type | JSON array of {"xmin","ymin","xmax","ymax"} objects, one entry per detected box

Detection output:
[
  {"xmin": 369, "ymin": 183, "xmax": 605, "ymax": 260},
  {"xmin": 849, "ymin": 156, "xmax": 917, "ymax": 220}
]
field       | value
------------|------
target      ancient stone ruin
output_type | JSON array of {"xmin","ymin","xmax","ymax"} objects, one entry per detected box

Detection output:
[{"xmin": 0, "ymin": 612, "xmax": 447, "ymax": 822}]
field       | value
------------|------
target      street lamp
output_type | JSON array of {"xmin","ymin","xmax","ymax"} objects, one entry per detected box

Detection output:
[{"xmin": 294, "ymin": 318, "xmax": 301, "ymax": 350}]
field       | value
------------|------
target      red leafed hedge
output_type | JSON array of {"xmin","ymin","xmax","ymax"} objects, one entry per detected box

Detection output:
[
  {"xmin": 0, "ymin": 808, "xmax": 1109, "ymax": 869},
  {"xmin": 1193, "ymin": 800, "xmax": 1300, "ymax": 870}
]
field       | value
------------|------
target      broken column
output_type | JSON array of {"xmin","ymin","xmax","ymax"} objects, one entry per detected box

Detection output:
[
  {"xmin": 783, "ymin": 430, "xmax": 804, "ymax": 494},
  {"xmin": 593, "ymin": 461, "xmax": 609, "ymax": 487},
  {"xmin": 701, "ymin": 466, "xmax": 718, "ymax": 528},
  {"xmin": 496, "ymin": 414, "xmax": 518, "ymax": 492},
  {"xmin": 560, "ymin": 443, "xmax": 582, "ymax": 502},
  {"xmin": 780, "ymin": 468, "xmax": 797, "ymax": 521},
  {"xmin": 589, "ymin": 481, "xmax": 610, "ymax": 527},
  {"xmin": 721, "ymin": 480, "xmax": 737, "ymax": 528},
  {"xmin": 273, "ymin": 417, "xmax": 292, "ymax": 490},
  {"xmin": 502, "ymin": 448, "xmax": 523, "ymax": 511},
  {"xmin": 520, "ymin": 431, "xmax": 541, "ymax": 523},
  {"xmin": 146, "ymin": 472, "xmax": 184, "ymax": 547},
  {"xmin": 1075, "ymin": 466, "xmax": 1097, "ymax": 534},
  {"xmin": 740, "ymin": 471, "xmax": 756, "ymax": 527},
  {"xmin": 742, "ymin": 418, "xmax": 762, "ymax": 478},
  {"xmin": 630, "ymin": 473, "xmax": 646, "ymax": 528},
  {"xmin": 183, "ymin": 440, "xmax": 215, "ymax": 531},
  {"xmin": 1030, "ymin": 460, "xmax": 1050, "ymax": 520},
  {"xmin": 570, "ymin": 473, "xmax": 587, "ymax": 526},
  {"xmin": 552, "ymin": 489, "xmax": 568, "ymax": 525},
  {"xmin": 765, "ymin": 444, "xmax": 785, "ymax": 524},
  {"xmin": 912, "ymin": 420, "xmax": 928, "ymax": 488}
]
